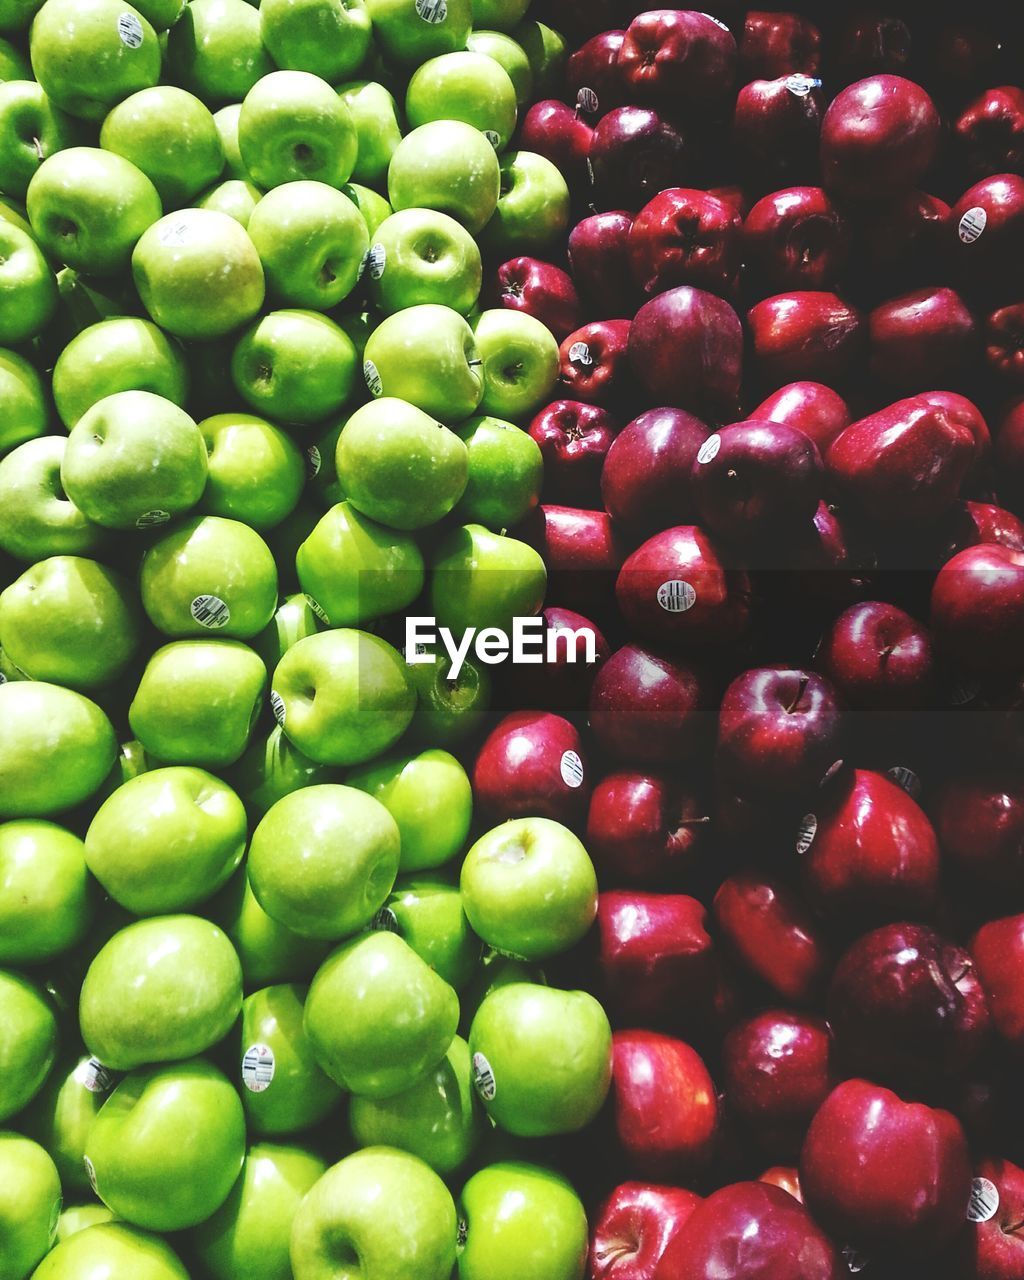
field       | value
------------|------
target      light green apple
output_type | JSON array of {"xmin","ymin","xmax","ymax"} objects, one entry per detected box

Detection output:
[
  {"xmin": 365, "ymin": 208, "xmax": 481, "ymax": 317},
  {"xmin": 512, "ymin": 18, "xmax": 567, "ymax": 96},
  {"xmin": 92, "ymin": 738, "xmax": 154, "ymax": 807},
  {"xmin": 304, "ymin": 931, "xmax": 459, "ymax": 1096},
  {"xmin": 99, "ymin": 86, "xmax": 224, "ymax": 208},
  {"xmin": 0, "ymin": 348, "xmax": 46, "ymax": 455},
  {"xmin": 29, "ymin": 0, "xmax": 160, "ymax": 121},
  {"xmin": 139, "ymin": 515, "xmax": 279, "ymax": 639},
  {"xmin": 474, "ymin": 308, "xmax": 560, "ymax": 420},
  {"xmin": 248, "ymin": 783, "xmax": 399, "ymax": 940},
  {"xmin": 132, "ymin": 208, "xmax": 265, "ymax": 340},
  {"xmin": 266, "ymin": 502, "xmax": 320, "ymax": 593},
  {"xmin": 130, "ymin": 0, "xmax": 185, "ymax": 29},
  {"xmin": 362, "ymin": 304, "xmax": 483, "ymax": 422},
  {"xmin": 457, "ymin": 1161, "xmax": 588, "ymax": 1280},
  {"xmin": 52, "ymin": 317, "xmax": 188, "ymax": 430},
  {"xmin": 228, "ymin": 724, "xmax": 333, "ymax": 823},
  {"xmin": 481, "ymin": 150, "xmax": 570, "ymax": 255},
  {"xmin": 305, "ymin": 416, "xmax": 345, "ymax": 506},
  {"xmin": 272, "ymin": 629, "xmax": 415, "ymax": 766},
  {"xmin": 388, "ymin": 121, "xmax": 499, "ymax": 234},
  {"xmin": 458, "ymin": 949, "xmax": 540, "ymax": 1035},
  {"xmin": 0, "ymin": 682, "xmax": 115, "ymax": 819},
  {"xmin": 465, "ymin": 30, "xmax": 533, "ymax": 110},
  {"xmin": 0, "ymin": 38, "xmax": 28, "ymax": 79},
  {"xmin": 0, "ymin": 971, "xmax": 57, "ymax": 1121},
  {"xmin": 0, "ymin": 79, "xmax": 78, "ymax": 198},
  {"xmin": 84, "ymin": 766, "xmax": 246, "ymax": 915},
  {"xmin": 251, "ymin": 592, "xmax": 322, "ymax": 670},
  {"xmin": 454, "ymin": 414, "xmax": 543, "ymax": 528},
  {"xmin": 166, "ymin": 0, "xmax": 274, "ymax": 105},
  {"xmin": 296, "ymin": 499, "xmax": 424, "ymax": 627},
  {"xmin": 460, "ymin": 817, "xmax": 598, "ymax": 961},
  {"xmin": 0, "ymin": 1133, "xmax": 61, "ymax": 1280},
  {"xmin": 0, "ymin": 221, "xmax": 55, "ymax": 345},
  {"xmin": 407, "ymin": 53, "xmax": 517, "ymax": 150},
  {"xmin": 231, "ymin": 308, "xmax": 357, "ymax": 425},
  {"xmin": 238, "ymin": 70, "xmax": 357, "ymax": 190},
  {"xmin": 337, "ymin": 80, "xmax": 401, "ymax": 189},
  {"xmin": 214, "ymin": 871, "xmax": 331, "ymax": 989},
  {"xmin": 364, "ymin": 0, "xmax": 470, "ymax": 66},
  {"xmin": 405, "ymin": 645, "xmax": 492, "ymax": 747},
  {"xmin": 236, "ymin": 984, "xmax": 342, "ymax": 1134},
  {"xmin": 430, "ymin": 523, "xmax": 546, "ymax": 635},
  {"xmin": 468, "ymin": 983, "xmax": 612, "ymax": 1136},
  {"xmin": 0, "ymin": 191, "xmax": 31, "ymax": 235},
  {"xmin": 0, "ymin": 437, "xmax": 103, "ymax": 562},
  {"xmin": 213, "ymin": 102, "xmax": 246, "ymax": 177},
  {"xmin": 0, "ymin": 820, "xmax": 94, "ymax": 965},
  {"xmin": 247, "ymin": 180, "xmax": 368, "ymax": 310},
  {"xmin": 199, "ymin": 412, "xmax": 305, "ymax": 529},
  {"xmin": 128, "ymin": 639, "xmax": 267, "ymax": 768},
  {"xmin": 50, "ymin": 266, "xmax": 137, "ymax": 344},
  {"xmin": 54, "ymin": 1203, "xmax": 117, "ymax": 1242},
  {"xmin": 31, "ymin": 1222, "xmax": 189, "ymax": 1280},
  {"xmin": 190, "ymin": 1141, "xmax": 327, "ymax": 1280},
  {"xmin": 336, "ymin": 397, "xmax": 468, "ymax": 530},
  {"xmin": 60, "ymin": 390, "xmax": 207, "ymax": 531},
  {"xmin": 85, "ymin": 1058, "xmax": 246, "ymax": 1231},
  {"xmin": 79, "ymin": 914, "xmax": 243, "ymax": 1070},
  {"xmin": 0, "ymin": 555, "xmax": 142, "ymax": 688},
  {"xmin": 20, "ymin": 1054, "xmax": 113, "ymax": 1193},
  {"xmin": 347, "ymin": 748, "xmax": 472, "ymax": 873},
  {"xmin": 471, "ymin": 0, "xmax": 526, "ymax": 30},
  {"xmin": 197, "ymin": 176, "xmax": 263, "ymax": 225},
  {"xmin": 260, "ymin": 0, "xmax": 371, "ymax": 83},
  {"xmin": 374, "ymin": 873, "xmax": 480, "ymax": 989},
  {"xmin": 342, "ymin": 181, "xmax": 391, "ymax": 236},
  {"xmin": 349, "ymin": 1034, "xmax": 481, "ymax": 1176}
]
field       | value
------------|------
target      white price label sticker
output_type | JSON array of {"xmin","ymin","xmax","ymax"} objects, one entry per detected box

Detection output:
[
  {"xmin": 576, "ymin": 87, "xmax": 599, "ymax": 114},
  {"xmin": 560, "ymin": 749, "xmax": 585, "ymax": 788},
  {"xmin": 241, "ymin": 1043, "xmax": 275, "ymax": 1093},
  {"xmin": 270, "ymin": 690, "xmax": 286, "ymax": 726},
  {"xmin": 567, "ymin": 341, "xmax": 592, "ymax": 366},
  {"xmin": 371, "ymin": 906, "xmax": 399, "ymax": 933},
  {"xmin": 306, "ymin": 444, "xmax": 322, "ymax": 476},
  {"xmin": 483, "ymin": 129, "xmax": 501, "ymax": 149},
  {"xmin": 796, "ymin": 813, "xmax": 818, "ymax": 854},
  {"xmin": 304, "ymin": 594, "xmax": 330, "ymax": 624},
  {"xmin": 967, "ymin": 1177, "xmax": 1000, "ymax": 1223},
  {"xmin": 785, "ymin": 74, "xmax": 822, "ymax": 96},
  {"xmin": 657, "ymin": 580, "xmax": 696, "ymax": 612},
  {"xmin": 696, "ymin": 434, "xmax": 721, "ymax": 464},
  {"xmin": 958, "ymin": 207, "xmax": 987, "ymax": 244},
  {"xmin": 117, "ymin": 12, "xmax": 144, "ymax": 46},
  {"xmin": 363, "ymin": 359, "xmax": 383, "ymax": 396},
  {"xmin": 190, "ymin": 594, "xmax": 230, "ymax": 630},
  {"xmin": 365, "ymin": 244, "xmax": 386, "ymax": 280},
  {"xmin": 472, "ymin": 1051, "xmax": 496, "ymax": 1101},
  {"xmin": 415, "ymin": 0, "xmax": 447, "ymax": 21},
  {"xmin": 74, "ymin": 1057, "xmax": 114, "ymax": 1094}
]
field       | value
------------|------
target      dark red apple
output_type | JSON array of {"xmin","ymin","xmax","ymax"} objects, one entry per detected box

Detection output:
[
  {"xmin": 589, "ymin": 107, "xmax": 689, "ymax": 212},
  {"xmin": 854, "ymin": 189, "xmax": 952, "ymax": 293},
  {"xmin": 588, "ymin": 644, "xmax": 711, "ymax": 766},
  {"xmin": 523, "ymin": 504, "xmax": 625, "ymax": 618},
  {"xmin": 782, "ymin": 501, "xmax": 873, "ymax": 605},
  {"xmin": 956, "ymin": 87, "xmax": 1024, "ymax": 178},
  {"xmin": 529, "ymin": 399, "xmax": 617, "ymax": 504},
  {"xmin": 617, "ymin": 9, "xmax": 736, "ymax": 112},
  {"xmin": 518, "ymin": 101, "xmax": 594, "ymax": 193},
  {"xmin": 600, "ymin": 407, "xmax": 710, "ymax": 536},
  {"xmin": 492, "ymin": 256, "xmax": 582, "ymax": 342},
  {"xmin": 568, "ymin": 211, "xmax": 637, "ymax": 317},
  {"xmin": 565, "ymin": 29, "xmax": 625, "ymax": 118},
  {"xmin": 972, "ymin": 914, "xmax": 1024, "ymax": 1052},
  {"xmin": 985, "ymin": 303, "xmax": 1024, "ymax": 386},
  {"xmin": 506, "ymin": 606, "xmax": 610, "ymax": 716},
  {"xmin": 936, "ymin": 775, "xmax": 1024, "ymax": 895},
  {"xmin": 816, "ymin": 601, "xmax": 935, "ymax": 709},
  {"xmin": 739, "ymin": 11, "xmax": 822, "ymax": 80},
  {"xmin": 995, "ymin": 399, "xmax": 1024, "ymax": 511},
  {"xmin": 918, "ymin": 390, "xmax": 991, "ymax": 470},
  {"xmin": 752, "ymin": 382, "xmax": 851, "ymax": 453},
  {"xmin": 868, "ymin": 287, "xmax": 979, "ymax": 390},
  {"xmin": 743, "ymin": 187, "xmax": 848, "ymax": 292},
  {"xmin": 472, "ymin": 709, "xmax": 590, "ymax": 827},
  {"xmin": 834, "ymin": 10, "xmax": 912, "ymax": 81},
  {"xmin": 558, "ymin": 320, "xmax": 634, "ymax": 408},
  {"xmin": 925, "ymin": 21, "xmax": 1001, "ymax": 92},
  {"xmin": 747, "ymin": 292, "xmax": 864, "ymax": 388},
  {"xmin": 941, "ymin": 502, "xmax": 1024, "ymax": 557},
  {"xmin": 587, "ymin": 773, "xmax": 711, "ymax": 885},
  {"xmin": 931, "ymin": 543, "xmax": 1024, "ymax": 672},
  {"xmin": 733, "ymin": 75, "xmax": 824, "ymax": 189},
  {"xmin": 627, "ymin": 187, "xmax": 741, "ymax": 298},
  {"xmin": 951, "ymin": 175, "xmax": 1024, "ymax": 303},
  {"xmin": 589, "ymin": 1182, "xmax": 702, "ymax": 1280},
  {"xmin": 959, "ymin": 1157, "xmax": 1024, "ymax": 1279}
]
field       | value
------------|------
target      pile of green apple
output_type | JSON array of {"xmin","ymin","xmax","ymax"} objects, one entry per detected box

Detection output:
[{"xmin": 0, "ymin": 0, "xmax": 613, "ymax": 1276}]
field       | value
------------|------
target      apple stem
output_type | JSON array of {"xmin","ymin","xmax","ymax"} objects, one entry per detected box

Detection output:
[{"xmin": 786, "ymin": 675, "xmax": 810, "ymax": 714}]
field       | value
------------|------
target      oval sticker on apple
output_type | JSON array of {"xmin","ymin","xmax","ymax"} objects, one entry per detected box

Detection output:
[
  {"xmin": 306, "ymin": 445, "xmax": 322, "ymax": 476},
  {"xmin": 657, "ymin": 580, "xmax": 696, "ymax": 612},
  {"xmin": 190, "ymin": 594, "xmax": 231, "ymax": 630},
  {"xmin": 415, "ymin": 0, "xmax": 448, "ymax": 22},
  {"xmin": 83, "ymin": 1155, "xmax": 98, "ymax": 1194},
  {"xmin": 363, "ymin": 359, "xmax": 383, "ymax": 397},
  {"xmin": 568, "ymin": 341, "xmax": 593, "ymax": 366},
  {"xmin": 135, "ymin": 509, "xmax": 170, "ymax": 530},
  {"xmin": 303, "ymin": 594, "xmax": 330, "ymax": 624},
  {"xmin": 117, "ymin": 12, "xmax": 144, "ymax": 46},
  {"xmin": 886, "ymin": 765, "xmax": 922, "ymax": 800},
  {"xmin": 958, "ymin": 207, "xmax": 987, "ymax": 244},
  {"xmin": 967, "ymin": 1176, "xmax": 1000, "ymax": 1223},
  {"xmin": 472, "ymin": 1051, "xmax": 497, "ymax": 1101},
  {"xmin": 796, "ymin": 813, "xmax": 818, "ymax": 855},
  {"xmin": 696, "ymin": 434, "xmax": 721, "ymax": 465},
  {"xmin": 785, "ymin": 74, "xmax": 821, "ymax": 97},
  {"xmin": 241, "ymin": 1043, "xmax": 276, "ymax": 1093},
  {"xmin": 560, "ymin": 749, "xmax": 585, "ymax": 788},
  {"xmin": 365, "ymin": 244, "xmax": 386, "ymax": 280},
  {"xmin": 74, "ymin": 1056, "xmax": 115, "ymax": 1094},
  {"xmin": 270, "ymin": 690, "xmax": 286, "ymax": 726},
  {"xmin": 576, "ymin": 87, "xmax": 599, "ymax": 114}
]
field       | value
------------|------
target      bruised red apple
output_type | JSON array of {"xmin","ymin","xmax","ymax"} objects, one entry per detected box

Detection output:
[
  {"xmin": 816, "ymin": 601, "xmax": 935, "ymax": 709},
  {"xmin": 589, "ymin": 1182, "xmax": 702, "ymax": 1280},
  {"xmin": 529, "ymin": 399, "xmax": 617, "ymax": 504},
  {"xmin": 627, "ymin": 187, "xmax": 741, "ymax": 298},
  {"xmin": 739, "ymin": 11, "xmax": 821, "ymax": 80},
  {"xmin": 931, "ymin": 544, "xmax": 1024, "ymax": 672},
  {"xmin": 589, "ymin": 107, "xmax": 689, "ymax": 212},
  {"xmin": 472, "ymin": 709, "xmax": 590, "ymax": 827},
  {"xmin": 493, "ymin": 256, "xmax": 582, "ymax": 342},
  {"xmin": 868, "ymin": 287, "xmax": 979, "ymax": 390},
  {"xmin": 587, "ymin": 773, "xmax": 711, "ymax": 885},
  {"xmin": 558, "ymin": 320, "xmax": 634, "ymax": 407},
  {"xmin": 955, "ymin": 86, "xmax": 1024, "ymax": 179},
  {"xmin": 743, "ymin": 187, "xmax": 848, "ymax": 292},
  {"xmin": 752, "ymin": 382, "xmax": 850, "ymax": 452},
  {"xmin": 568, "ymin": 211, "xmax": 637, "ymax": 317},
  {"xmin": 733, "ymin": 75, "xmax": 824, "ymax": 189},
  {"xmin": 601, "ymin": 407, "xmax": 710, "ymax": 536},
  {"xmin": 617, "ymin": 9, "xmax": 736, "ymax": 112},
  {"xmin": 747, "ymin": 292, "xmax": 864, "ymax": 388}
]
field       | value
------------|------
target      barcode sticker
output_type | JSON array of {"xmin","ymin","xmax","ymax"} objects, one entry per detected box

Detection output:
[
  {"xmin": 786, "ymin": 74, "xmax": 822, "ymax": 96},
  {"xmin": 135, "ymin": 508, "xmax": 170, "ymax": 529},
  {"xmin": 958, "ymin": 207, "xmax": 987, "ymax": 244},
  {"xmin": 364, "ymin": 359, "xmax": 383, "ymax": 396},
  {"xmin": 657, "ymin": 580, "xmax": 696, "ymax": 612},
  {"xmin": 560, "ymin": 749, "xmax": 585, "ymax": 788},
  {"xmin": 84, "ymin": 1155, "xmax": 98, "ymax": 1193},
  {"xmin": 270, "ymin": 690, "xmax": 286, "ymax": 726},
  {"xmin": 242, "ymin": 1043, "xmax": 276, "ymax": 1093},
  {"xmin": 117, "ymin": 12, "xmax": 144, "ymax": 46},
  {"xmin": 796, "ymin": 813, "xmax": 818, "ymax": 854},
  {"xmin": 306, "ymin": 445, "xmax": 322, "ymax": 476},
  {"xmin": 75, "ymin": 1056, "xmax": 114, "ymax": 1094},
  {"xmin": 472, "ymin": 1051, "xmax": 496, "ymax": 1101},
  {"xmin": 568, "ymin": 341, "xmax": 592, "ymax": 366},
  {"xmin": 697, "ymin": 434, "xmax": 721, "ymax": 465},
  {"xmin": 456, "ymin": 1219, "xmax": 468, "ymax": 1252},
  {"xmin": 304, "ymin": 594, "xmax": 330, "ymax": 624},
  {"xmin": 886, "ymin": 766, "xmax": 922, "ymax": 799},
  {"xmin": 967, "ymin": 1177, "xmax": 1000, "ymax": 1223},
  {"xmin": 365, "ymin": 244, "xmax": 386, "ymax": 280},
  {"xmin": 415, "ymin": 0, "xmax": 447, "ymax": 21},
  {"xmin": 576, "ymin": 87, "xmax": 599, "ymax": 114},
  {"xmin": 190, "ymin": 594, "xmax": 231, "ymax": 629},
  {"xmin": 484, "ymin": 129, "xmax": 501, "ymax": 149},
  {"xmin": 371, "ymin": 906, "xmax": 399, "ymax": 933}
]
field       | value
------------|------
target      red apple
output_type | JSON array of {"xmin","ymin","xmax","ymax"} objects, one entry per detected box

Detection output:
[
  {"xmin": 747, "ymin": 292, "xmax": 864, "ymax": 388},
  {"xmin": 529, "ymin": 399, "xmax": 618, "ymax": 504},
  {"xmin": 733, "ymin": 75, "xmax": 824, "ymax": 190},
  {"xmin": 523, "ymin": 504, "xmax": 625, "ymax": 619},
  {"xmin": 781, "ymin": 500, "xmax": 874, "ymax": 605},
  {"xmin": 925, "ymin": 20, "xmax": 1001, "ymax": 92},
  {"xmin": 600, "ymin": 406, "xmax": 710, "ymax": 536},
  {"xmin": 492, "ymin": 256, "xmax": 582, "ymax": 342},
  {"xmin": 931, "ymin": 543, "xmax": 1024, "ymax": 672},
  {"xmin": 951, "ymin": 175, "xmax": 1024, "ymax": 303},
  {"xmin": 743, "ymin": 187, "xmax": 848, "ymax": 292},
  {"xmin": 589, "ymin": 1182, "xmax": 702, "ymax": 1280},
  {"xmin": 868, "ymin": 287, "xmax": 979, "ymax": 390},
  {"xmin": 995, "ymin": 399, "xmax": 1024, "ymax": 510},
  {"xmin": 589, "ymin": 107, "xmax": 689, "ymax": 211},
  {"xmin": 587, "ymin": 773, "xmax": 711, "ymax": 885},
  {"xmin": 936, "ymin": 775, "xmax": 1024, "ymax": 895},
  {"xmin": 956, "ymin": 86, "xmax": 1024, "ymax": 179},
  {"xmin": 568, "ymin": 211, "xmax": 638, "ymax": 317},
  {"xmin": 959, "ymin": 1157, "xmax": 1024, "ymax": 1279},
  {"xmin": 472, "ymin": 709, "xmax": 590, "ymax": 827},
  {"xmin": 941, "ymin": 502, "xmax": 1024, "ymax": 558},
  {"xmin": 739, "ymin": 11, "xmax": 822, "ymax": 80},
  {"xmin": 565, "ymin": 29, "xmax": 625, "ymax": 118},
  {"xmin": 854, "ymin": 189, "xmax": 952, "ymax": 293},
  {"xmin": 505, "ymin": 606, "xmax": 609, "ymax": 717},
  {"xmin": 834, "ymin": 10, "xmax": 912, "ymax": 81},
  {"xmin": 816, "ymin": 601, "xmax": 935, "ymax": 709},
  {"xmin": 971, "ymin": 914, "xmax": 1024, "ymax": 1052},
  {"xmin": 518, "ymin": 101, "xmax": 594, "ymax": 194},
  {"xmin": 985, "ymin": 303, "xmax": 1024, "ymax": 386},
  {"xmin": 617, "ymin": 9, "xmax": 736, "ymax": 112},
  {"xmin": 558, "ymin": 320, "xmax": 635, "ymax": 408},
  {"xmin": 918, "ymin": 390, "xmax": 991, "ymax": 470},
  {"xmin": 627, "ymin": 187, "xmax": 741, "ymax": 298},
  {"xmin": 758, "ymin": 1167, "xmax": 803, "ymax": 1201},
  {"xmin": 752, "ymin": 381, "xmax": 851, "ymax": 453}
]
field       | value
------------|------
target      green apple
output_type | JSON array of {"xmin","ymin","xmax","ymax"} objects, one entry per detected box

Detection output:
[
  {"xmin": 29, "ymin": 0, "xmax": 160, "ymax": 121},
  {"xmin": 272, "ymin": 629, "xmax": 415, "ymax": 766},
  {"xmin": 99, "ymin": 86, "xmax": 224, "ymax": 208},
  {"xmin": 0, "ymin": 437, "xmax": 103, "ymax": 562},
  {"xmin": 481, "ymin": 150, "xmax": 570, "ymax": 255},
  {"xmin": 347, "ymin": 748, "xmax": 472, "ymax": 873},
  {"xmin": 460, "ymin": 817, "xmax": 597, "ymax": 961},
  {"xmin": 336, "ymin": 397, "xmax": 468, "ymax": 530},
  {"xmin": 84, "ymin": 766, "xmax": 246, "ymax": 915},
  {"xmin": 92, "ymin": 738, "xmax": 154, "ymax": 807},
  {"xmin": 0, "ymin": 681, "xmax": 115, "ymax": 818},
  {"xmin": 457, "ymin": 1161, "xmax": 588, "ymax": 1280},
  {"xmin": 214, "ymin": 870, "xmax": 331, "ymax": 989},
  {"xmin": 511, "ymin": 18, "xmax": 567, "ymax": 96},
  {"xmin": 337, "ymin": 80, "xmax": 402, "ymax": 189},
  {"xmin": 20, "ymin": 1054, "xmax": 113, "ymax": 1193},
  {"xmin": 197, "ymin": 176, "xmax": 263, "ymax": 226},
  {"xmin": 430, "ymin": 523, "xmax": 546, "ymax": 635},
  {"xmin": 454, "ymin": 414, "xmax": 542, "ymax": 527},
  {"xmin": 247, "ymin": 180, "xmax": 368, "ymax": 310},
  {"xmin": 406, "ymin": 53, "xmax": 517, "ymax": 150},
  {"xmin": 85, "ymin": 1058, "xmax": 246, "ymax": 1230},
  {"xmin": 0, "ymin": 971, "xmax": 57, "ymax": 1121},
  {"xmin": 79, "ymin": 914, "xmax": 243, "ymax": 1070},
  {"xmin": 304, "ymin": 931, "xmax": 459, "ymax": 1096},
  {"xmin": 251, "ymin": 592, "xmax": 322, "ymax": 670},
  {"xmin": 0, "ymin": 1133, "xmax": 61, "ymax": 1280},
  {"xmin": 471, "ymin": 0, "xmax": 526, "ymax": 30},
  {"xmin": 364, "ymin": 0, "xmax": 470, "ymax": 66},
  {"xmin": 266, "ymin": 502, "xmax": 320, "ymax": 593},
  {"xmin": 296, "ymin": 499, "xmax": 424, "ymax": 627},
  {"xmin": 468, "ymin": 983, "xmax": 612, "ymax": 1136},
  {"xmin": 0, "ymin": 191, "xmax": 32, "ymax": 236},
  {"xmin": 0, "ymin": 555, "xmax": 142, "ymax": 688},
  {"xmin": 238, "ymin": 71, "xmax": 357, "ymax": 190},
  {"xmin": 236, "ymin": 984, "xmax": 341, "ymax": 1134},
  {"xmin": 388, "ymin": 121, "xmax": 499, "ymax": 235},
  {"xmin": 50, "ymin": 266, "xmax": 137, "ymax": 344},
  {"xmin": 190, "ymin": 1141, "xmax": 327, "ymax": 1280},
  {"xmin": 199, "ymin": 412, "xmax": 305, "ymax": 529},
  {"xmin": 291, "ymin": 1146, "xmax": 457, "ymax": 1280},
  {"xmin": 362, "ymin": 304, "xmax": 483, "ymax": 422},
  {"xmin": 54, "ymin": 1203, "xmax": 116, "ymax": 1242},
  {"xmin": 260, "ymin": 0, "xmax": 371, "ymax": 83},
  {"xmin": 52, "ymin": 317, "xmax": 188, "ymax": 430},
  {"xmin": 130, "ymin": 0, "xmax": 184, "ymax": 29},
  {"xmin": 465, "ymin": 31, "xmax": 532, "ymax": 111},
  {"xmin": 349, "ymin": 1034, "xmax": 481, "ymax": 1175},
  {"xmin": 231, "ymin": 308, "xmax": 357, "ymax": 424},
  {"xmin": 473, "ymin": 308, "xmax": 559, "ymax": 420},
  {"xmin": 32, "ymin": 1222, "xmax": 189, "ymax": 1280},
  {"xmin": 0, "ymin": 36, "xmax": 32, "ymax": 69},
  {"xmin": 139, "ymin": 515, "xmax": 278, "ymax": 639},
  {"xmin": 0, "ymin": 820, "xmax": 94, "ymax": 965},
  {"xmin": 375, "ymin": 873, "xmax": 480, "ymax": 988},
  {"xmin": 0, "ymin": 221, "xmax": 56, "ymax": 345},
  {"xmin": 213, "ymin": 102, "xmax": 246, "ymax": 177},
  {"xmin": 458, "ymin": 949, "xmax": 540, "ymax": 1035},
  {"xmin": 0, "ymin": 348, "xmax": 46, "ymax": 455},
  {"xmin": 248, "ymin": 783, "xmax": 399, "ymax": 939},
  {"xmin": 365, "ymin": 209, "xmax": 481, "ymax": 317},
  {"xmin": 0, "ymin": 79, "xmax": 78, "ymax": 198},
  {"xmin": 167, "ymin": 0, "xmax": 273, "ymax": 105},
  {"xmin": 342, "ymin": 181, "xmax": 391, "ymax": 236},
  {"xmin": 228, "ymin": 724, "xmax": 333, "ymax": 824},
  {"xmin": 60, "ymin": 390, "xmax": 207, "ymax": 531},
  {"xmin": 405, "ymin": 644, "xmax": 492, "ymax": 747},
  {"xmin": 132, "ymin": 208, "xmax": 265, "ymax": 340},
  {"xmin": 128, "ymin": 639, "xmax": 267, "ymax": 768}
]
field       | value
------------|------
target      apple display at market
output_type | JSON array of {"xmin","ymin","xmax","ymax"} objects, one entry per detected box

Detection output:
[{"xmin": 2, "ymin": 1, "xmax": 1024, "ymax": 1279}]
